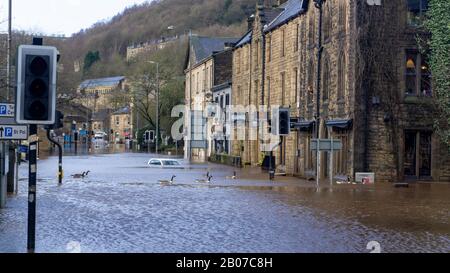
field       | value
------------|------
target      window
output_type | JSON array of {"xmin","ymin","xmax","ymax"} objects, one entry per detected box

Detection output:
[
  {"xmin": 116, "ymin": 117, "xmax": 120, "ymax": 126},
  {"xmin": 324, "ymin": 2, "xmax": 332, "ymax": 40},
  {"xmin": 196, "ymin": 72, "xmax": 200, "ymax": 93},
  {"xmin": 225, "ymin": 94, "xmax": 230, "ymax": 106},
  {"xmin": 266, "ymin": 77, "xmax": 271, "ymax": 106},
  {"xmin": 407, "ymin": 0, "xmax": 429, "ymax": 26},
  {"xmin": 293, "ymin": 68, "xmax": 298, "ymax": 105},
  {"xmin": 323, "ymin": 58, "xmax": 330, "ymax": 101},
  {"xmin": 337, "ymin": 53, "xmax": 346, "ymax": 100},
  {"xmin": 267, "ymin": 35, "xmax": 272, "ymax": 62},
  {"xmin": 309, "ymin": 14, "xmax": 315, "ymax": 45},
  {"xmin": 405, "ymin": 50, "xmax": 432, "ymax": 97},
  {"xmin": 281, "ymin": 29, "xmax": 286, "ymax": 57},
  {"xmin": 294, "ymin": 24, "xmax": 299, "ymax": 52},
  {"xmin": 307, "ymin": 60, "xmax": 314, "ymax": 104},
  {"xmin": 281, "ymin": 72, "xmax": 286, "ymax": 106},
  {"xmin": 150, "ymin": 160, "xmax": 162, "ymax": 166},
  {"xmin": 237, "ymin": 51, "xmax": 241, "ymax": 74},
  {"xmin": 339, "ymin": 1, "xmax": 347, "ymax": 34}
]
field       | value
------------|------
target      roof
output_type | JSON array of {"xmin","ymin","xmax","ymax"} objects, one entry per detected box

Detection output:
[
  {"xmin": 112, "ymin": 107, "xmax": 130, "ymax": 115},
  {"xmin": 79, "ymin": 76, "xmax": 126, "ymax": 89},
  {"xmin": 188, "ymin": 36, "xmax": 239, "ymax": 66},
  {"xmin": 326, "ymin": 119, "xmax": 353, "ymax": 129},
  {"xmin": 92, "ymin": 109, "xmax": 112, "ymax": 121},
  {"xmin": 265, "ymin": 0, "xmax": 309, "ymax": 33},
  {"xmin": 235, "ymin": 30, "xmax": 252, "ymax": 48}
]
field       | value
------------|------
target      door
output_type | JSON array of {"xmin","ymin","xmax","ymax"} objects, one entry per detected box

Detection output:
[{"xmin": 404, "ymin": 130, "xmax": 432, "ymax": 179}]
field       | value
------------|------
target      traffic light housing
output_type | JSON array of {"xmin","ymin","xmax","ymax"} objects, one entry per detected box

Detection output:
[
  {"xmin": 272, "ymin": 108, "xmax": 290, "ymax": 136},
  {"xmin": 16, "ymin": 45, "xmax": 58, "ymax": 125},
  {"xmin": 44, "ymin": 110, "xmax": 64, "ymax": 130}
]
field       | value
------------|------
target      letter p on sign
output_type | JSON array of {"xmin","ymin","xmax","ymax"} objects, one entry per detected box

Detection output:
[{"xmin": 367, "ymin": 0, "xmax": 381, "ymax": 5}]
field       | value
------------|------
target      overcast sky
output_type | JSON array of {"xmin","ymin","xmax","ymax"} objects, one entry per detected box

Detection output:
[{"xmin": 0, "ymin": 0, "xmax": 150, "ymax": 37}]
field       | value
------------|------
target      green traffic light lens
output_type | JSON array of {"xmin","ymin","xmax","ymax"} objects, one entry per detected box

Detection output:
[
  {"xmin": 30, "ymin": 56, "xmax": 48, "ymax": 76},
  {"xmin": 29, "ymin": 79, "xmax": 47, "ymax": 97},
  {"xmin": 29, "ymin": 101, "xmax": 46, "ymax": 118}
]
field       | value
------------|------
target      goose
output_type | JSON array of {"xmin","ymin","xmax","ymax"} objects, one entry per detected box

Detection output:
[
  {"xmin": 84, "ymin": 171, "xmax": 91, "ymax": 177},
  {"xmin": 226, "ymin": 171, "xmax": 237, "ymax": 180},
  {"xmin": 196, "ymin": 175, "xmax": 213, "ymax": 183},
  {"xmin": 71, "ymin": 172, "xmax": 85, "ymax": 179},
  {"xmin": 204, "ymin": 171, "xmax": 210, "ymax": 178},
  {"xmin": 159, "ymin": 175, "xmax": 176, "ymax": 185}
]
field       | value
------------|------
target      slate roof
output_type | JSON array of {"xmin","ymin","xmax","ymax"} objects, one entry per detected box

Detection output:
[
  {"xmin": 265, "ymin": 0, "xmax": 309, "ymax": 33},
  {"xmin": 92, "ymin": 109, "xmax": 112, "ymax": 121},
  {"xmin": 79, "ymin": 76, "xmax": 126, "ymax": 89},
  {"xmin": 234, "ymin": 30, "xmax": 253, "ymax": 48},
  {"xmin": 234, "ymin": 0, "xmax": 308, "ymax": 49},
  {"xmin": 189, "ymin": 36, "xmax": 239, "ymax": 66},
  {"xmin": 112, "ymin": 107, "xmax": 130, "ymax": 115}
]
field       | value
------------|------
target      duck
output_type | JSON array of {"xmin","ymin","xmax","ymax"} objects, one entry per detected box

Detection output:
[
  {"xmin": 226, "ymin": 171, "xmax": 237, "ymax": 180},
  {"xmin": 159, "ymin": 175, "xmax": 176, "ymax": 185},
  {"xmin": 196, "ymin": 175, "xmax": 213, "ymax": 183},
  {"xmin": 71, "ymin": 172, "xmax": 85, "ymax": 179}
]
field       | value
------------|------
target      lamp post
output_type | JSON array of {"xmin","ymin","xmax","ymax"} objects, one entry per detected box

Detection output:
[
  {"xmin": 148, "ymin": 61, "xmax": 160, "ymax": 155},
  {"xmin": 313, "ymin": 0, "xmax": 325, "ymax": 187}
]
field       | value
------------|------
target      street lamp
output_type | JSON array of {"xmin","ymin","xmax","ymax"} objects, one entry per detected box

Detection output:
[
  {"xmin": 148, "ymin": 61, "xmax": 160, "ymax": 155},
  {"xmin": 313, "ymin": 0, "xmax": 326, "ymax": 187}
]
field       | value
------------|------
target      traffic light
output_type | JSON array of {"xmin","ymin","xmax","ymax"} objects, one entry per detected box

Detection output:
[
  {"xmin": 16, "ymin": 45, "xmax": 58, "ymax": 125},
  {"xmin": 149, "ymin": 130, "xmax": 155, "ymax": 142},
  {"xmin": 272, "ymin": 108, "xmax": 290, "ymax": 136},
  {"xmin": 44, "ymin": 110, "xmax": 64, "ymax": 130}
]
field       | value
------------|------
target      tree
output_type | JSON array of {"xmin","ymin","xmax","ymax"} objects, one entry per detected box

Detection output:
[
  {"xmin": 424, "ymin": 0, "xmax": 450, "ymax": 148},
  {"xmin": 83, "ymin": 50, "xmax": 101, "ymax": 74}
]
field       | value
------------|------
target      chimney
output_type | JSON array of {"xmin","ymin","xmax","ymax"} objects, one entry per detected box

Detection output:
[
  {"xmin": 247, "ymin": 14, "xmax": 255, "ymax": 31},
  {"xmin": 224, "ymin": 42, "xmax": 235, "ymax": 50}
]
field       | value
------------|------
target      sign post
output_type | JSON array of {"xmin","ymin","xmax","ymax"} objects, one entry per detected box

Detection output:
[{"xmin": 311, "ymin": 139, "xmax": 343, "ymax": 187}]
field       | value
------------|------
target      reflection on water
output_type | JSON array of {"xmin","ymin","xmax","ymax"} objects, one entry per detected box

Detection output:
[{"xmin": 0, "ymin": 152, "xmax": 449, "ymax": 253}]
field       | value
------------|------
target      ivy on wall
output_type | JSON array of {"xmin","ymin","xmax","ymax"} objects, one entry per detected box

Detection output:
[{"xmin": 425, "ymin": 0, "xmax": 450, "ymax": 148}]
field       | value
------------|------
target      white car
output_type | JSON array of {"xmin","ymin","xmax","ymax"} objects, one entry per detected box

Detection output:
[{"xmin": 148, "ymin": 158, "xmax": 183, "ymax": 169}]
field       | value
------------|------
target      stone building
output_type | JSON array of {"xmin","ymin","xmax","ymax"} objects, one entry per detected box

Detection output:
[
  {"xmin": 110, "ymin": 107, "xmax": 132, "ymax": 144},
  {"xmin": 231, "ymin": 0, "xmax": 449, "ymax": 182},
  {"xmin": 184, "ymin": 35, "xmax": 238, "ymax": 162},
  {"xmin": 77, "ymin": 76, "xmax": 128, "ymax": 113}
]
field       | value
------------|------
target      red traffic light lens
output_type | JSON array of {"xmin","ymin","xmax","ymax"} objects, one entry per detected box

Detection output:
[
  {"xmin": 30, "ymin": 56, "xmax": 48, "ymax": 76},
  {"xmin": 29, "ymin": 79, "xmax": 47, "ymax": 97}
]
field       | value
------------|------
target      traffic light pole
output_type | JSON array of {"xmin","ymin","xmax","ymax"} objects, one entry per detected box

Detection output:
[
  {"xmin": 27, "ymin": 124, "xmax": 37, "ymax": 253},
  {"xmin": 46, "ymin": 129, "xmax": 63, "ymax": 185}
]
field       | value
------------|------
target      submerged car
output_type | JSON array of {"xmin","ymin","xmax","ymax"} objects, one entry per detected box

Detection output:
[{"xmin": 148, "ymin": 158, "xmax": 183, "ymax": 169}]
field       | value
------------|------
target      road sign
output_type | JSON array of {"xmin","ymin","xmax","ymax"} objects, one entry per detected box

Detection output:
[
  {"xmin": 0, "ymin": 125, "xmax": 28, "ymax": 140},
  {"xmin": 311, "ymin": 139, "xmax": 343, "ymax": 151},
  {"xmin": 0, "ymin": 103, "xmax": 15, "ymax": 117}
]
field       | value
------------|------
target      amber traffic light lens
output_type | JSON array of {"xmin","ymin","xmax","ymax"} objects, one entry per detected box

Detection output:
[
  {"xmin": 29, "ymin": 79, "xmax": 47, "ymax": 97},
  {"xmin": 30, "ymin": 56, "xmax": 48, "ymax": 76}
]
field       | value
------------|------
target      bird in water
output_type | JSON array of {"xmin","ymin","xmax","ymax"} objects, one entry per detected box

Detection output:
[
  {"xmin": 196, "ymin": 175, "xmax": 213, "ymax": 183},
  {"xmin": 159, "ymin": 175, "xmax": 176, "ymax": 185},
  {"xmin": 71, "ymin": 171, "xmax": 86, "ymax": 179},
  {"xmin": 226, "ymin": 171, "xmax": 237, "ymax": 180},
  {"xmin": 71, "ymin": 171, "xmax": 90, "ymax": 179}
]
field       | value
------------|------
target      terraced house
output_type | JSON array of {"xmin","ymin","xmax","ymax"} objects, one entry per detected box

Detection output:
[
  {"xmin": 231, "ymin": 0, "xmax": 450, "ymax": 182},
  {"xmin": 184, "ymin": 35, "xmax": 238, "ymax": 162}
]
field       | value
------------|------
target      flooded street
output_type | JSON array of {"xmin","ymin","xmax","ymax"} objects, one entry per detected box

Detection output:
[{"xmin": 0, "ymin": 152, "xmax": 449, "ymax": 253}]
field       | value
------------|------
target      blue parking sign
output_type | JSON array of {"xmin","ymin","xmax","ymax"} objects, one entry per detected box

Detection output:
[
  {"xmin": 0, "ymin": 105, "xmax": 6, "ymax": 115},
  {"xmin": 5, "ymin": 127, "xmax": 13, "ymax": 137}
]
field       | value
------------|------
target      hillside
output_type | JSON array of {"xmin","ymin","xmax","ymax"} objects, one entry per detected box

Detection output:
[{"xmin": 52, "ymin": 0, "xmax": 273, "ymax": 93}]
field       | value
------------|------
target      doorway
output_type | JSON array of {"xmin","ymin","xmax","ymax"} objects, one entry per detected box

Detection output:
[{"xmin": 404, "ymin": 130, "xmax": 432, "ymax": 179}]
